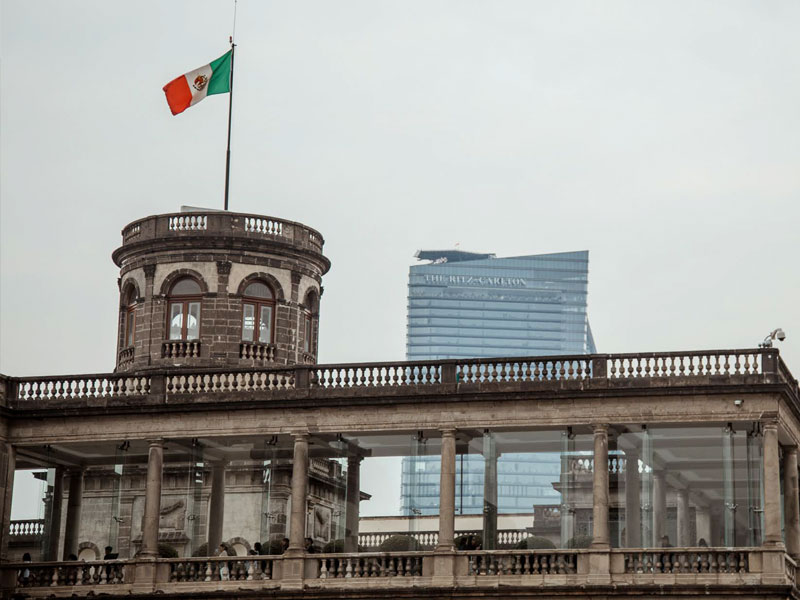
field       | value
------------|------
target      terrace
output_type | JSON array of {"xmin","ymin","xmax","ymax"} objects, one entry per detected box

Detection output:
[{"xmin": 0, "ymin": 347, "xmax": 798, "ymax": 598}]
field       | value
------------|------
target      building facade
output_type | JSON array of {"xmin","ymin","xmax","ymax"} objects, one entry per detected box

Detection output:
[
  {"xmin": 403, "ymin": 250, "xmax": 596, "ymax": 521},
  {"xmin": 0, "ymin": 212, "xmax": 799, "ymax": 600}
]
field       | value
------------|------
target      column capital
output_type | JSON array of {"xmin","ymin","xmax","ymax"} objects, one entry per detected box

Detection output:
[
  {"xmin": 762, "ymin": 419, "xmax": 779, "ymax": 432},
  {"xmin": 347, "ymin": 455, "xmax": 364, "ymax": 466},
  {"xmin": 440, "ymin": 428, "xmax": 457, "ymax": 438},
  {"xmin": 786, "ymin": 445, "xmax": 799, "ymax": 457},
  {"xmin": 290, "ymin": 432, "xmax": 310, "ymax": 442},
  {"xmin": 147, "ymin": 438, "xmax": 165, "ymax": 448},
  {"xmin": 592, "ymin": 423, "xmax": 609, "ymax": 434}
]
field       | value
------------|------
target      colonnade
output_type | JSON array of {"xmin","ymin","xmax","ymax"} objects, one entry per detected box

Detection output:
[{"xmin": 8, "ymin": 419, "xmax": 800, "ymax": 563}]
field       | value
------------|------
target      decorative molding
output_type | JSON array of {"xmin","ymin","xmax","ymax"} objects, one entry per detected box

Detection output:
[
  {"xmin": 143, "ymin": 264, "xmax": 157, "ymax": 279},
  {"xmin": 217, "ymin": 261, "xmax": 232, "ymax": 275}
]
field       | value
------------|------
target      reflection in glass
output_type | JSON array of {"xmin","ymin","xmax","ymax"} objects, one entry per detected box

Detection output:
[
  {"xmin": 242, "ymin": 304, "xmax": 255, "ymax": 342},
  {"xmin": 187, "ymin": 302, "xmax": 200, "ymax": 339},
  {"xmin": 169, "ymin": 303, "xmax": 183, "ymax": 340},
  {"xmin": 259, "ymin": 306, "xmax": 272, "ymax": 344}
]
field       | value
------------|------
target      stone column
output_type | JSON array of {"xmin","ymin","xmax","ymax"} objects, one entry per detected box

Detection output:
[
  {"xmin": 676, "ymin": 488, "xmax": 690, "ymax": 547},
  {"xmin": 652, "ymin": 471, "xmax": 666, "ymax": 545},
  {"xmin": 344, "ymin": 456, "xmax": 362, "ymax": 553},
  {"xmin": 784, "ymin": 447, "xmax": 800, "ymax": 557},
  {"xmin": 482, "ymin": 432, "xmax": 498, "ymax": 550},
  {"xmin": 695, "ymin": 505, "xmax": 711, "ymax": 546},
  {"xmin": 436, "ymin": 429, "xmax": 456, "ymax": 551},
  {"xmin": 0, "ymin": 444, "xmax": 15, "ymax": 562},
  {"xmin": 207, "ymin": 462, "xmax": 226, "ymax": 552},
  {"xmin": 762, "ymin": 421, "xmax": 783, "ymax": 547},
  {"xmin": 140, "ymin": 440, "xmax": 164, "ymax": 557},
  {"xmin": 45, "ymin": 467, "xmax": 65, "ymax": 561},
  {"xmin": 62, "ymin": 469, "xmax": 85, "ymax": 560},
  {"xmin": 287, "ymin": 434, "xmax": 309, "ymax": 553},
  {"xmin": 764, "ymin": 421, "xmax": 783, "ymax": 546},
  {"xmin": 624, "ymin": 449, "xmax": 641, "ymax": 547},
  {"xmin": 591, "ymin": 424, "xmax": 610, "ymax": 549}
]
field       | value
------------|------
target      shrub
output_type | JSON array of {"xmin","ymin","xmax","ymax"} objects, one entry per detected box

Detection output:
[
  {"xmin": 567, "ymin": 535, "xmax": 593, "ymax": 549},
  {"xmin": 514, "ymin": 536, "xmax": 556, "ymax": 550},
  {"xmin": 158, "ymin": 543, "xmax": 179, "ymax": 558},
  {"xmin": 377, "ymin": 535, "xmax": 420, "ymax": 552},
  {"xmin": 455, "ymin": 534, "xmax": 482, "ymax": 550}
]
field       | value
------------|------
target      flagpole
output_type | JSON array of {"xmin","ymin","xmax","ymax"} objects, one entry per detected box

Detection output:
[{"xmin": 223, "ymin": 38, "xmax": 235, "ymax": 211}]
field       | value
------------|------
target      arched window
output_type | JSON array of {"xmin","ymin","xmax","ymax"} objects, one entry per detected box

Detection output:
[
  {"xmin": 242, "ymin": 281, "xmax": 275, "ymax": 344},
  {"xmin": 302, "ymin": 290, "xmax": 319, "ymax": 354},
  {"xmin": 168, "ymin": 277, "xmax": 202, "ymax": 340},
  {"xmin": 122, "ymin": 286, "xmax": 137, "ymax": 347}
]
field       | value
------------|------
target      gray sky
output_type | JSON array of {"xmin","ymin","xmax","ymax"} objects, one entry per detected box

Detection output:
[{"xmin": 2, "ymin": 1, "xmax": 800, "ymax": 517}]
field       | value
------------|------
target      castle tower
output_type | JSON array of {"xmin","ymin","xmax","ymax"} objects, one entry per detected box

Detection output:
[{"xmin": 111, "ymin": 210, "xmax": 329, "ymax": 371}]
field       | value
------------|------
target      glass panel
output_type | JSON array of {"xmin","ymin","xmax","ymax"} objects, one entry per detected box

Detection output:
[
  {"xmin": 108, "ymin": 444, "xmax": 127, "ymax": 557},
  {"xmin": 259, "ymin": 306, "xmax": 272, "ymax": 344},
  {"xmin": 244, "ymin": 281, "xmax": 273, "ymax": 299},
  {"xmin": 311, "ymin": 432, "xmax": 439, "ymax": 553},
  {"xmin": 304, "ymin": 316, "xmax": 312, "ymax": 352},
  {"xmin": 169, "ymin": 303, "xmax": 183, "ymax": 340},
  {"xmin": 187, "ymin": 302, "xmax": 200, "ymax": 340},
  {"xmin": 126, "ymin": 311, "xmax": 135, "ymax": 347},
  {"xmin": 171, "ymin": 278, "xmax": 202, "ymax": 296},
  {"xmin": 615, "ymin": 423, "xmax": 759, "ymax": 548},
  {"xmin": 242, "ymin": 303, "xmax": 255, "ymax": 342}
]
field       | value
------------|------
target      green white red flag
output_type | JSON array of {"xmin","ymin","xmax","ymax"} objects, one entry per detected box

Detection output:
[{"xmin": 162, "ymin": 51, "xmax": 232, "ymax": 115}]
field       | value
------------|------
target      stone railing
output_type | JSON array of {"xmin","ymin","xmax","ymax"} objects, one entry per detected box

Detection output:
[
  {"xmin": 166, "ymin": 370, "xmax": 295, "ymax": 394},
  {"xmin": 465, "ymin": 549, "xmax": 578, "ymax": 575},
  {"xmin": 621, "ymin": 548, "xmax": 749, "ymax": 574},
  {"xmin": 161, "ymin": 340, "xmax": 201, "ymax": 359},
  {"xmin": 117, "ymin": 346, "xmax": 135, "ymax": 368},
  {"xmin": 786, "ymin": 554, "xmax": 797, "ymax": 585},
  {"xmin": 357, "ymin": 529, "xmax": 526, "ymax": 550},
  {"xmin": 5, "ymin": 348, "xmax": 794, "ymax": 407},
  {"xmin": 166, "ymin": 556, "xmax": 276, "ymax": 581},
  {"xmin": 9, "ymin": 519, "xmax": 45, "ymax": 537},
  {"xmin": 607, "ymin": 351, "xmax": 764, "ymax": 378},
  {"xmin": 239, "ymin": 342, "xmax": 275, "ymax": 361},
  {"xmin": 14, "ymin": 375, "xmax": 149, "ymax": 401},
  {"xmin": 318, "ymin": 552, "xmax": 426, "ymax": 578},
  {"xmin": 312, "ymin": 362, "xmax": 442, "ymax": 387},
  {"xmin": 117, "ymin": 211, "xmax": 324, "ymax": 253},
  {"xmin": 14, "ymin": 560, "xmax": 127, "ymax": 587},
  {"xmin": 457, "ymin": 357, "xmax": 592, "ymax": 383},
  {"xmin": 0, "ymin": 547, "xmax": 793, "ymax": 595}
]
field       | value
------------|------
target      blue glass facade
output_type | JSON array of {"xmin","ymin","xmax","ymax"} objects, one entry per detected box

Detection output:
[{"xmin": 402, "ymin": 250, "xmax": 596, "ymax": 515}]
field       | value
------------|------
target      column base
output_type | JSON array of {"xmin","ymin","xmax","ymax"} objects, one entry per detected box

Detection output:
[
  {"xmin": 280, "ymin": 556, "xmax": 306, "ymax": 590},
  {"xmin": 586, "ymin": 550, "xmax": 610, "ymax": 584},
  {"xmin": 431, "ymin": 551, "xmax": 455, "ymax": 586}
]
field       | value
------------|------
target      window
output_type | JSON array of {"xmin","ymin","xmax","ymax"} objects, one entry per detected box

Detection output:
[
  {"xmin": 242, "ymin": 281, "xmax": 274, "ymax": 344},
  {"xmin": 303, "ymin": 290, "xmax": 319, "ymax": 354},
  {"xmin": 123, "ymin": 287, "xmax": 137, "ymax": 347},
  {"xmin": 168, "ymin": 277, "xmax": 202, "ymax": 340}
]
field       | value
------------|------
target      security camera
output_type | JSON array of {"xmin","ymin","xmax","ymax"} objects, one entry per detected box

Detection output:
[{"xmin": 760, "ymin": 328, "xmax": 787, "ymax": 348}]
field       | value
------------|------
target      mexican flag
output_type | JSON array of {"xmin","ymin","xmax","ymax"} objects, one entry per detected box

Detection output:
[{"xmin": 163, "ymin": 50, "xmax": 232, "ymax": 116}]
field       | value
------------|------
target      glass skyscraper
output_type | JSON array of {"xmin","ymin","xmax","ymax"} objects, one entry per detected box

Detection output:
[{"xmin": 401, "ymin": 250, "xmax": 596, "ymax": 516}]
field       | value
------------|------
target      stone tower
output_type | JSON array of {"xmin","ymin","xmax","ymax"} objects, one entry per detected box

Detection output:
[{"xmin": 111, "ymin": 210, "xmax": 329, "ymax": 371}]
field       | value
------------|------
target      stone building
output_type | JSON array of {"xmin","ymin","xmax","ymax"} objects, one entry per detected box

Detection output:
[{"xmin": 0, "ymin": 209, "xmax": 799, "ymax": 599}]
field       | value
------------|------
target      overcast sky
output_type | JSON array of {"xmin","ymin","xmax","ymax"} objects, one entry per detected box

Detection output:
[{"xmin": 2, "ymin": 1, "xmax": 800, "ymax": 517}]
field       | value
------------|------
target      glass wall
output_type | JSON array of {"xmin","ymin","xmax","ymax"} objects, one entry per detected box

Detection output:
[
  {"xmin": 315, "ymin": 431, "xmax": 440, "ymax": 552},
  {"xmin": 453, "ymin": 428, "xmax": 594, "ymax": 551},
  {"xmin": 613, "ymin": 423, "xmax": 765, "ymax": 548}
]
